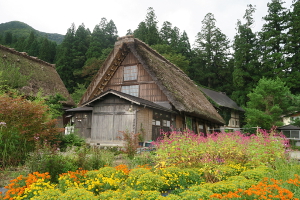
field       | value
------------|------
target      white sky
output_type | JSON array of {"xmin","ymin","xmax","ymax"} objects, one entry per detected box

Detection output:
[{"xmin": 0, "ymin": 0, "xmax": 293, "ymax": 46}]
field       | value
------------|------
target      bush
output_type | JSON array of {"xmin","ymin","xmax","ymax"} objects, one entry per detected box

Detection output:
[
  {"xmin": 59, "ymin": 133, "xmax": 85, "ymax": 151},
  {"xmin": 58, "ymin": 188, "xmax": 97, "ymax": 200},
  {"xmin": 26, "ymin": 143, "xmax": 77, "ymax": 183},
  {"xmin": 154, "ymin": 129, "xmax": 288, "ymax": 167},
  {"xmin": 0, "ymin": 93, "xmax": 63, "ymax": 167}
]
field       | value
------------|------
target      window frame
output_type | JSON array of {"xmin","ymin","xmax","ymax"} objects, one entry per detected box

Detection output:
[{"xmin": 123, "ymin": 65, "xmax": 138, "ymax": 81}]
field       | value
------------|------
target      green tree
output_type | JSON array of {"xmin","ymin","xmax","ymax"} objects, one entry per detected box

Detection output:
[
  {"xmin": 285, "ymin": 0, "xmax": 300, "ymax": 94},
  {"xmin": 56, "ymin": 23, "xmax": 76, "ymax": 92},
  {"xmin": 259, "ymin": 0, "xmax": 289, "ymax": 79},
  {"xmin": 151, "ymin": 44, "xmax": 190, "ymax": 73},
  {"xmin": 232, "ymin": 5, "xmax": 261, "ymax": 106},
  {"xmin": 134, "ymin": 7, "xmax": 161, "ymax": 45},
  {"xmin": 72, "ymin": 23, "xmax": 91, "ymax": 85},
  {"xmin": 4, "ymin": 31, "xmax": 13, "ymax": 45},
  {"xmin": 194, "ymin": 13, "xmax": 232, "ymax": 92},
  {"xmin": 71, "ymin": 83, "xmax": 87, "ymax": 106},
  {"xmin": 245, "ymin": 77, "xmax": 299, "ymax": 130}
]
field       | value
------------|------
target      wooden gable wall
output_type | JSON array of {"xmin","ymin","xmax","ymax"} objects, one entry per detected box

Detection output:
[{"xmin": 104, "ymin": 52, "xmax": 168, "ymax": 102}]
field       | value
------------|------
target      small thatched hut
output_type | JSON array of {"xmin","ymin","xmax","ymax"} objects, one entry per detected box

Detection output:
[{"xmin": 68, "ymin": 36, "xmax": 225, "ymax": 146}]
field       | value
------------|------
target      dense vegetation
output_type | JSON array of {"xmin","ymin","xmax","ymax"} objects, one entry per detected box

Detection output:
[
  {"xmin": 1, "ymin": 129, "xmax": 300, "ymax": 199},
  {"xmin": 1, "ymin": 0, "xmax": 300, "ymax": 128}
]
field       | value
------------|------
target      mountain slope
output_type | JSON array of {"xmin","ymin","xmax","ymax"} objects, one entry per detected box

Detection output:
[{"xmin": 0, "ymin": 21, "xmax": 64, "ymax": 44}]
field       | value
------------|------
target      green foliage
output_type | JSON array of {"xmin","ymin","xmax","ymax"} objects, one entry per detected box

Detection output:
[
  {"xmin": 0, "ymin": 61, "xmax": 30, "ymax": 88},
  {"xmin": 59, "ymin": 133, "xmax": 85, "ymax": 151},
  {"xmin": 58, "ymin": 188, "xmax": 98, "ymax": 200},
  {"xmin": 126, "ymin": 167, "xmax": 151, "ymax": 187},
  {"xmin": 151, "ymin": 44, "xmax": 190, "ymax": 73},
  {"xmin": 134, "ymin": 7, "xmax": 161, "ymax": 45},
  {"xmin": 0, "ymin": 21, "xmax": 64, "ymax": 44},
  {"xmin": 26, "ymin": 142, "xmax": 77, "ymax": 183},
  {"xmin": 44, "ymin": 93, "xmax": 66, "ymax": 119},
  {"xmin": 119, "ymin": 130, "xmax": 140, "ymax": 159},
  {"xmin": 183, "ymin": 186, "xmax": 213, "ymax": 199},
  {"xmin": 240, "ymin": 165, "xmax": 270, "ymax": 182},
  {"xmin": 71, "ymin": 83, "xmax": 87, "ymax": 106},
  {"xmin": 31, "ymin": 189, "xmax": 63, "ymax": 200},
  {"xmin": 232, "ymin": 4, "xmax": 261, "ymax": 106},
  {"xmin": 193, "ymin": 13, "xmax": 232, "ymax": 93},
  {"xmin": 127, "ymin": 152, "xmax": 156, "ymax": 168},
  {"xmin": 244, "ymin": 77, "xmax": 300, "ymax": 129},
  {"xmin": 154, "ymin": 129, "xmax": 287, "ymax": 168},
  {"xmin": 0, "ymin": 93, "xmax": 63, "ymax": 167}
]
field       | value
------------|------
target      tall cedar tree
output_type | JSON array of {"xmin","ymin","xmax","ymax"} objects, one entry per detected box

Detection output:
[
  {"xmin": 56, "ymin": 23, "xmax": 76, "ymax": 93},
  {"xmin": 232, "ymin": 5, "xmax": 261, "ymax": 106},
  {"xmin": 285, "ymin": 0, "xmax": 300, "ymax": 94},
  {"xmin": 72, "ymin": 24, "xmax": 91, "ymax": 85},
  {"xmin": 193, "ymin": 13, "xmax": 232, "ymax": 93},
  {"xmin": 259, "ymin": 0, "xmax": 289, "ymax": 79},
  {"xmin": 83, "ymin": 18, "xmax": 118, "ymax": 85},
  {"xmin": 134, "ymin": 7, "xmax": 161, "ymax": 45}
]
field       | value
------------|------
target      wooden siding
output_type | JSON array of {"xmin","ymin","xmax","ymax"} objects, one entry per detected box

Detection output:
[
  {"xmin": 175, "ymin": 115, "xmax": 184, "ymax": 129},
  {"xmin": 136, "ymin": 107, "xmax": 153, "ymax": 141},
  {"xmin": 74, "ymin": 112, "xmax": 92, "ymax": 139},
  {"xmin": 90, "ymin": 96, "xmax": 135, "ymax": 145},
  {"xmin": 105, "ymin": 52, "xmax": 168, "ymax": 102}
]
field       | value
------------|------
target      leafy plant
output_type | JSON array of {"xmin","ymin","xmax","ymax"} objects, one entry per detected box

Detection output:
[{"xmin": 119, "ymin": 130, "xmax": 140, "ymax": 159}]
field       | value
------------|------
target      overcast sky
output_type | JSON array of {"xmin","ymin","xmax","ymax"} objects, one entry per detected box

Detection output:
[{"xmin": 0, "ymin": 0, "xmax": 294, "ymax": 46}]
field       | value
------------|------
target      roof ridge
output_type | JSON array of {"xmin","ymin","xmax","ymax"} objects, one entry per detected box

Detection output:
[{"xmin": 0, "ymin": 44, "xmax": 56, "ymax": 69}]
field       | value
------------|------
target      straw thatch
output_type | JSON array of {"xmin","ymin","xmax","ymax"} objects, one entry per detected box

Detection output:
[
  {"xmin": 0, "ymin": 44, "xmax": 74, "ymax": 106},
  {"xmin": 80, "ymin": 36, "xmax": 224, "ymax": 125}
]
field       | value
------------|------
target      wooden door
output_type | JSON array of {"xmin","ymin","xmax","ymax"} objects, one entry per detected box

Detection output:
[{"xmin": 91, "ymin": 103, "xmax": 135, "ymax": 143}]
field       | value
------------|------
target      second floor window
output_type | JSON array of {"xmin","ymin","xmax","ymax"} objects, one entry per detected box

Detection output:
[
  {"xmin": 124, "ymin": 65, "xmax": 138, "ymax": 81},
  {"xmin": 121, "ymin": 85, "xmax": 139, "ymax": 97}
]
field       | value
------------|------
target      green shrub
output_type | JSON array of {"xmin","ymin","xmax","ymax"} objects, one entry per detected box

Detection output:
[
  {"xmin": 31, "ymin": 189, "xmax": 63, "ymax": 200},
  {"xmin": 26, "ymin": 143, "xmax": 77, "ymax": 183},
  {"xmin": 127, "ymin": 152, "xmax": 156, "ymax": 168},
  {"xmin": 202, "ymin": 181, "xmax": 238, "ymax": 193},
  {"xmin": 126, "ymin": 168, "xmax": 151, "ymax": 188},
  {"xmin": 58, "ymin": 188, "xmax": 98, "ymax": 200},
  {"xmin": 179, "ymin": 189, "xmax": 212, "ymax": 200},
  {"xmin": 240, "ymin": 165, "xmax": 270, "ymax": 182},
  {"xmin": 59, "ymin": 133, "xmax": 85, "ymax": 151},
  {"xmin": 135, "ymin": 172, "xmax": 165, "ymax": 191},
  {"xmin": 0, "ymin": 93, "xmax": 63, "ymax": 167},
  {"xmin": 186, "ymin": 185, "xmax": 213, "ymax": 199},
  {"xmin": 98, "ymin": 190, "xmax": 122, "ymax": 200}
]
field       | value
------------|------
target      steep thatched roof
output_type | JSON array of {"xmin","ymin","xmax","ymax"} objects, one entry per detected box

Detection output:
[
  {"xmin": 0, "ymin": 45, "xmax": 74, "ymax": 106},
  {"xmin": 80, "ymin": 36, "xmax": 225, "ymax": 125}
]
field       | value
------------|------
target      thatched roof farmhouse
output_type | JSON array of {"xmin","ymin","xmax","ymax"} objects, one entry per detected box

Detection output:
[{"xmin": 69, "ymin": 36, "xmax": 225, "ymax": 146}]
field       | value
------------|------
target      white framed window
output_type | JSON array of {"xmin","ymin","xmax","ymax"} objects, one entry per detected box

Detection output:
[
  {"xmin": 121, "ymin": 85, "xmax": 139, "ymax": 97},
  {"xmin": 124, "ymin": 65, "xmax": 138, "ymax": 81}
]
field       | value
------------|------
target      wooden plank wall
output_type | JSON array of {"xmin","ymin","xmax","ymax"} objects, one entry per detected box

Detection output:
[
  {"xmin": 105, "ymin": 52, "xmax": 168, "ymax": 102},
  {"xmin": 136, "ymin": 107, "xmax": 153, "ymax": 141},
  {"xmin": 90, "ymin": 96, "xmax": 135, "ymax": 144}
]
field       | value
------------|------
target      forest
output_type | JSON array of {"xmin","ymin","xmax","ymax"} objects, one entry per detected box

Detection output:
[{"xmin": 0, "ymin": 0, "xmax": 300, "ymax": 129}]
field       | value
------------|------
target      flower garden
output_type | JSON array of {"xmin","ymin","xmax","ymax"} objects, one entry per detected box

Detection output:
[{"xmin": 1, "ymin": 129, "xmax": 300, "ymax": 200}]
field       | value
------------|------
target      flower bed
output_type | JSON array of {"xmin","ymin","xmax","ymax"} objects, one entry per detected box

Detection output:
[
  {"xmin": 1, "ymin": 163, "xmax": 299, "ymax": 200},
  {"xmin": 1, "ymin": 129, "xmax": 299, "ymax": 199}
]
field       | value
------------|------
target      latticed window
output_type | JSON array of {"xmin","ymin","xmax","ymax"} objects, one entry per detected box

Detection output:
[
  {"xmin": 121, "ymin": 85, "xmax": 139, "ymax": 97},
  {"xmin": 124, "ymin": 65, "xmax": 138, "ymax": 81}
]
